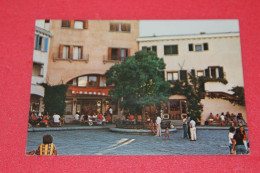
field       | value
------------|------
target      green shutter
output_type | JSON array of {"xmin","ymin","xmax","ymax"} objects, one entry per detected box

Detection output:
[
  {"xmin": 219, "ymin": 67, "xmax": 224, "ymax": 79},
  {"xmin": 180, "ymin": 70, "xmax": 187, "ymax": 81}
]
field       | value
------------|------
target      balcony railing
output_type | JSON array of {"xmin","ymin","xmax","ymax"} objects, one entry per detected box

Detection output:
[
  {"xmin": 53, "ymin": 54, "xmax": 89, "ymax": 63},
  {"xmin": 103, "ymin": 55, "xmax": 126, "ymax": 64}
]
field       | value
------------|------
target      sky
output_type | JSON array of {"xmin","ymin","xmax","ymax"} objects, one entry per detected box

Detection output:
[{"xmin": 139, "ymin": 20, "xmax": 239, "ymax": 37}]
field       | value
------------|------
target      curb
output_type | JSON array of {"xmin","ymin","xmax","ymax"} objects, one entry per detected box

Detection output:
[
  {"xmin": 109, "ymin": 127, "xmax": 177, "ymax": 133},
  {"xmin": 28, "ymin": 126, "xmax": 110, "ymax": 132}
]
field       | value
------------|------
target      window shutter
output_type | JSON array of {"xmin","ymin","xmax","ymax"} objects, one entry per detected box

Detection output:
[
  {"xmin": 108, "ymin": 48, "xmax": 111, "ymax": 60},
  {"xmin": 36, "ymin": 35, "xmax": 40, "ymax": 50},
  {"xmin": 84, "ymin": 21, "xmax": 88, "ymax": 29},
  {"xmin": 203, "ymin": 43, "xmax": 208, "ymax": 50},
  {"xmin": 70, "ymin": 46, "xmax": 73, "ymax": 59},
  {"xmin": 205, "ymin": 68, "xmax": 210, "ymax": 78},
  {"xmin": 59, "ymin": 45, "xmax": 63, "ymax": 58},
  {"xmin": 127, "ymin": 48, "xmax": 130, "ymax": 57},
  {"xmin": 118, "ymin": 48, "xmax": 121, "ymax": 60},
  {"xmin": 180, "ymin": 70, "xmax": 187, "ymax": 81},
  {"xmin": 191, "ymin": 69, "xmax": 195, "ymax": 77},
  {"xmin": 219, "ymin": 67, "xmax": 224, "ymax": 79},
  {"xmin": 81, "ymin": 46, "xmax": 83, "ymax": 59},
  {"xmin": 189, "ymin": 44, "xmax": 193, "ymax": 51},
  {"xmin": 44, "ymin": 37, "xmax": 49, "ymax": 52},
  {"xmin": 70, "ymin": 20, "xmax": 74, "ymax": 28},
  {"xmin": 152, "ymin": 46, "xmax": 157, "ymax": 53}
]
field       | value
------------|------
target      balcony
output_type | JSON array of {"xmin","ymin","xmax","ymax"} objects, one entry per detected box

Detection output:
[{"xmin": 53, "ymin": 54, "xmax": 89, "ymax": 63}]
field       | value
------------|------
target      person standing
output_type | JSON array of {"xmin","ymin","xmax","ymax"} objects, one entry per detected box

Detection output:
[
  {"xmin": 189, "ymin": 119, "xmax": 196, "ymax": 141},
  {"xmin": 232, "ymin": 127, "xmax": 247, "ymax": 154},
  {"xmin": 109, "ymin": 107, "xmax": 113, "ymax": 116},
  {"xmin": 53, "ymin": 113, "xmax": 61, "ymax": 127},
  {"xmin": 220, "ymin": 113, "xmax": 225, "ymax": 126},
  {"xmin": 182, "ymin": 115, "xmax": 188, "ymax": 139},
  {"xmin": 156, "ymin": 115, "xmax": 162, "ymax": 137},
  {"xmin": 187, "ymin": 114, "xmax": 191, "ymax": 139}
]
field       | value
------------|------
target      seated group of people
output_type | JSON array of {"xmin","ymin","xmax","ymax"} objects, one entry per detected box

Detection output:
[
  {"xmin": 208, "ymin": 112, "xmax": 246, "ymax": 126},
  {"xmin": 74, "ymin": 111, "xmax": 111, "ymax": 126},
  {"xmin": 121, "ymin": 113, "xmax": 143, "ymax": 124},
  {"xmin": 29, "ymin": 112, "xmax": 64, "ymax": 127}
]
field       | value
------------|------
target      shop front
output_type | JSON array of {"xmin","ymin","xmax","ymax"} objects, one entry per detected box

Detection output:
[{"xmin": 163, "ymin": 95, "xmax": 187, "ymax": 120}]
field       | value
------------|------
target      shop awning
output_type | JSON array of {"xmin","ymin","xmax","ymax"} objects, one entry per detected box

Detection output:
[{"xmin": 68, "ymin": 86, "xmax": 112, "ymax": 96}]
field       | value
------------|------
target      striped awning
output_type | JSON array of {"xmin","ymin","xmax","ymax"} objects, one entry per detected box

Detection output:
[{"xmin": 68, "ymin": 86, "xmax": 112, "ymax": 96}]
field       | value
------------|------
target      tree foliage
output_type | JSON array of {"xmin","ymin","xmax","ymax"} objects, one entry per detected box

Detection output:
[
  {"xmin": 106, "ymin": 51, "xmax": 170, "ymax": 114},
  {"xmin": 41, "ymin": 83, "xmax": 68, "ymax": 116}
]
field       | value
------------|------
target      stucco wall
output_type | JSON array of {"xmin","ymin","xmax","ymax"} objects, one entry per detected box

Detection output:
[
  {"xmin": 47, "ymin": 20, "xmax": 139, "ymax": 85},
  {"xmin": 201, "ymin": 97, "xmax": 246, "ymax": 125},
  {"xmin": 138, "ymin": 33, "xmax": 244, "ymax": 94}
]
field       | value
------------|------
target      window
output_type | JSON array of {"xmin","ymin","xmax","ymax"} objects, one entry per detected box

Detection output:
[
  {"xmin": 62, "ymin": 46, "xmax": 70, "ymax": 59},
  {"xmin": 62, "ymin": 20, "xmax": 71, "ymax": 28},
  {"xmin": 121, "ymin": 23, "xmax": 131, "ymax": 32},
  {"xmin": 59, "ymin": 45, "xmax": 83, "ymax": 59},
  {"xmin": 206, "ymin": 66, "xmax": 224, "ymax": 79},
  {"xmin": 167, "ymin": 72, "xmax": 179, "ymax": 81},
  {"xmin": 164, "ymin": 45, "xmax": 178, "ymax": 55},
  {"xmin": 35, "ymin": 35, "xmax": 49, "ymax": 52},
  {"xmin": 78, "ymin": 76, "xmax": 88, "ymax": 87},
  {"xmin": 65, "ymin": 100, "xmax": 73, "ymax": 114},
  {"xmin": 110, "ymin": 23, "xmax": 131, "ymax": 32},
  {"xmin": 74, "ymin": 21, "xmax": 84, "ymax": 29},
  {"xmin": 141, "ymin": 46, "xmax": 157, "ymax": 54},
  {"xmin": 197, "ymin": 70, "xmax": 204, "ymax": 77},
  {"xmin": 32, "ymin": 63, "xmax": 43, "ymax": 76},
  {"xmin": 45, "ymin": 20, "xmax": 50, "ymax": 23},
  {"xmin": 189, "ymin": 42, "xmax": 209, "ymax": 52},
  {"xmin": 73, "ymin": 46, "xmax": 82, "ymax": 60},
  {"xmin": 61, "ymin": 20, "xmax": 88, "ymax": 29},
  {"xmin": 108, "ymin": 48, "xmax": 129, "ymax": 61},
  {"xmin": 195, "ymin": 45, "xmax": 202, "ymax": 51},
  {"xmin": 89, "ymin": 76, "xmax": 97, "ymax": 87}
]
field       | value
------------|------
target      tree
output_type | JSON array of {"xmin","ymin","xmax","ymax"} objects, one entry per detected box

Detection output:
[
  {"xmin": 41, "ymin": 83, "xmax": 68, "ymax": 116},
  {"xmin": 106, "ymin": 51, "xmax": 170, "ymax": 117}
]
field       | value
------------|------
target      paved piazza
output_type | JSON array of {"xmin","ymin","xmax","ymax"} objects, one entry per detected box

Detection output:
[{"xmin": 26, "ymin": 129, "xmax": 234, "ymax": 155}]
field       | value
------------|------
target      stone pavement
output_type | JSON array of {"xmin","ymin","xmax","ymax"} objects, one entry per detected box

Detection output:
[{"xmin": 26, "ymin": 128, "xmax": 245, "ymax": 155}]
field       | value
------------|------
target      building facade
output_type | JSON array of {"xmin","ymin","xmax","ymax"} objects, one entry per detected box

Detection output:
[
  {"xmin": 46, "ymin": 20, "xmax": 139, "ymax": 122},
  {"xmin": 137, "ymin": 32, "xmax": 246, "ymax": 124},
  {"xmin": 30, "ymin": 20, "xmax": 53, "ymax": 113}
]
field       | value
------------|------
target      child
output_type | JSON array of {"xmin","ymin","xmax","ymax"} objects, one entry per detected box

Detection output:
[
  {"xmin": 228, "ymin": 127, "xmax": 235, "ymax": 154},
  {"xmin": 36, "ymin": 135, "xmax": 57, "ymax": 155},
  {"xmin": 149, "ymin": 120, "xmax": 156, "ymax": 135},
  {"xmin": 165, "ymin": 127, "xmax": 170, "ymax": 139}
]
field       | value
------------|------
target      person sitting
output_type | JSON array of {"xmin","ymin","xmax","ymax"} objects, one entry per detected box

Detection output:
[
  {"xmin": 74, "ymin": 112, "xmax": 80, "ymax": 122},
  {"xmin": 86, "ymin": 114, "xmax": 93, "ymax": 126},
  {"xmin": 129, "ymin": 114, "xmax": 135, "ymax": 124},
  {"xmin": 92, "ymin": 112, "xmax": 98, "ymax": 121},
  {"xmin": 215, "ymin": 114, "xmax": 220, "ymax": 124},
  {"xmin": 96, "ymin": 113, "xmax": 103, "ymax": 125},
  {"xmin": 220, "ymin": 112, "xmax": 225, "ymax": 126},
  {"xmin": 208, "ymin": 113, "xmax": 214, "ymax": 125},
  {"xmin": 121, "ymin": 114, "xmax": 126, "ymax": 124},
  {"xmin": 237, "ymin": 113, "xmax": 247, "ymax": 126},
  {"xmin": 80, "ymin": 113, "xmax": 85, "ymax": 123},
  {"xmin": 232, "ymin": 113, "xmax": 238, "ymax": 126},
  {"xmin": 105, "ymin": 113, "xmax": 112, "ymax": 123},
  {"xmin": 225, "ymin": 112, "xmax": 231, "ymax": 126},
  {"xmin": 40, "ymin": 114, "xmax": 49, "ymax": 127},
  {"xmin": 29, "ymin": 112, "xmax": 40, "ymax": 127},
  {"xmin": 36, "ymin": 135, "xmax": 57, "ymax": 155},
  {"xmin": 149, "ymin": 120, "xmax": 156, "ymax": 135},
  {"xmin": 146, "ymin": 114, "xmax": 151, "ymax": 124},
  {"xmin": 137, "ymin": 114, "xmax": 142, "ymax": 125}
]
